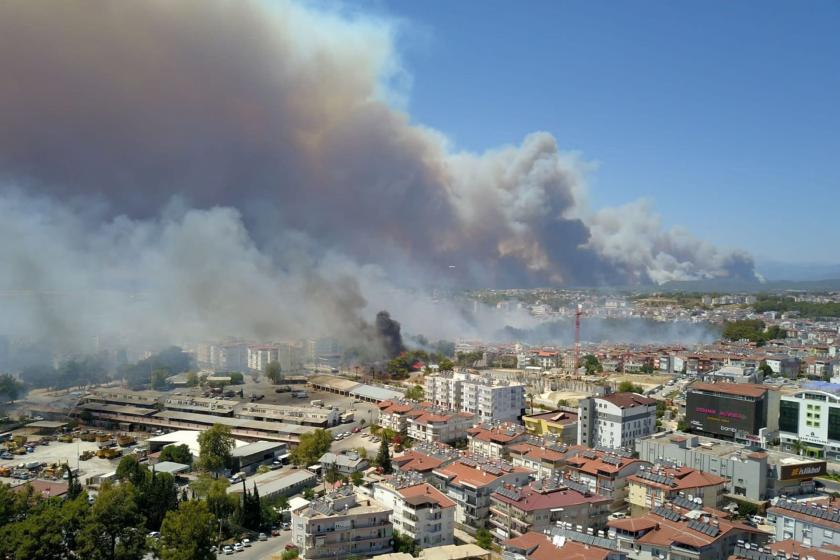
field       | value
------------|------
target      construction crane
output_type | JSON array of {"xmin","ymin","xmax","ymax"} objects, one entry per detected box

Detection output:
[{"xmin": 574, "ymin": 304, "xmax": 583, "ymax": 375}]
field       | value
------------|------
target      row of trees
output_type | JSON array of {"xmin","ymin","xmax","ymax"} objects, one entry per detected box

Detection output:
[
  {"xmin": 722, "ymin": 320, "xmax": 786, "ymax": 346},
  {"xmin": 0, "ymin": 373, "xmax": 24, "ymax": 402}
]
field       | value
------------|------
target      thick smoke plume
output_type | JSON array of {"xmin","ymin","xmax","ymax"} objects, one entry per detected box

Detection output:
[{"xmin": 0, "ymin": 1, "xmax": 757, "ymax": 355}]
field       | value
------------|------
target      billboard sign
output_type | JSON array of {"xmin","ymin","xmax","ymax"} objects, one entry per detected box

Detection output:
[
  {"xmin": 779, "ymin": 461, "xmax": 827, "ymax": 480},
  {"xmin": 686, "ymin": 392, "xmax": 761, "ymax": 437}
]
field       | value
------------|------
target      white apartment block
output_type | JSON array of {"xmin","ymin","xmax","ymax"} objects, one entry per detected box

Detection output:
[
  {"xmin": 373, "ymin": 472, "xmax": 456, "ymax": 548},
  {"xmin": 248, "ymin": 345, "xmax": 278, "ymax": 372},
  {"xmin": 425, "ymin": 371, "xmax": 525, "ymax": 423},
  {"xmin": 292, "ymin": 485, "xmax": 392, "ymax": 560},
  {"xmin": 577, "ymin": 392, "xmax": 657, "ymax": 449}
]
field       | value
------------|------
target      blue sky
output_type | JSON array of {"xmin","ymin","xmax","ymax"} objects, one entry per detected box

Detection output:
[{"xmin": 361, "ymin": 1, "xmax": 840, "ymax": 265}]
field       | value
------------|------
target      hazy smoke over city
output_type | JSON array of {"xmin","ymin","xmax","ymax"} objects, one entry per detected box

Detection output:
[{"xmin": 0, "ymin": 0, "xmax": 757, "ymax": 352}]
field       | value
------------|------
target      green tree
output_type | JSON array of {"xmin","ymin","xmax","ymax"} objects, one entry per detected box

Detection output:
[
  {"xmin": 355, "ymin": 447, "xmax": 368, "ymax": 460},
  {"xmin": 350, "ymin": 471, "xmax": 364, "ymax": 486},
  {"xmin": 158, "ymin": 500, "xmax": 216, "ymax": 560},
  {"xmin": 65, "ymin": 465, "xmax": 83, "ymax": 500},
  {"xmin": 290, "ymin": 429, "xmax": 333, "ymax": 467},
  {"xmin": 375, "ymin": 436, "xmax": 392, "ymax": 474},
  {"xmin": 138, "ymin": 470, "xmax": 179, "ymax": 531},
  {"xmin": 437, "ymin": 358, "xmax": 454, "ymax": 372},
  {"xmin": 759, "ymin": 361, "xmax": 773, "ymax": 377},
  {"xmin": 116, "ymin": 455, "xmax": 148, "ymax": 487},
  {"xmin": 324, "ymin": 464, "xmax": 342, "ymax": 484},
  {"xmin": 582, "ymin": 355, "xmax": 603, "ymax": 374},
  {"xmin": 393, "ymin": 531, "xmax": 417, "ymax": 555},
  {"xmin": 677, "ymin": 419, "xmax": 689, "ymax": 431},
  {"xmin": 191, "ymin": 475, "xmax": 235, "ymax": 520},
  {"xmin": 186, "ymin": 371, "xmax": 199, "ymax": 387},
  {"xmin": 197, "ymin": 424, "xmax": 235, "ymax": 475},
  {"xmin": 78, "ymin": 483, "xmax": 147, "ymax": 560},
  {"xmin": 265, "ymin": 362, "xmax": 283, "ymax": 385},
  {"xmin": 159, "ymin": 444, "xmax": 193, "ymax": 465},
  {"xmin": 302, "ymin": 488, "xmax": 315, "ymax": 500},
  {"xmin": 475, "ymin": 528, "xmax": 493, "ymax": 550},
  {"xmin": 404, "ymin": 384, "xmax": 424, "ymax": 401},
  {"xmin": 618, "ymin": 381, "xmax": 644, "ymax": 394}
]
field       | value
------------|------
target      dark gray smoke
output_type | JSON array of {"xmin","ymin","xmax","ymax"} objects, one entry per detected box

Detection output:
[
  {"xmin": 373, "ymin": 311, "xmax": 406, "ymax": 359},
  {"xmin": 0, "ymin": 0, "xmax": 759, "ymax": 356}
]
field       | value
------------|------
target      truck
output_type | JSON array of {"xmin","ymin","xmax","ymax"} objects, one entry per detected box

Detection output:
[
  {"xmin": 96, "ymin": 448, "xmax": 121, "ymax": 459},
  {"xmin": 310, "ymin": 400, "xmax": 323, "ymax": 407},
  {"xmin": 292, "ymin": 391, "xmax": 307, "ymax": 399},
  {"xmin": 340, "ymin": 411, "xmax": 354, "ymax": 423}
]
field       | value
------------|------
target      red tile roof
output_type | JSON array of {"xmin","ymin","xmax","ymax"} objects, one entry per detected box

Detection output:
[
  {"xmin": 393, "ymin": 450, "xmax": 444, "ymax": 473},
  {"xmin": 492, "ymin": 483, "xmax": 608, "ymax": 512},
  {"xmin": 627, "ymin": 466, "xmax": 726, "ymax": 491},
  {"xmin": 397, "ymin": 482, "xmax": 456, "ymax": 509},
  {"xmin": 504, "ymin": 532, "xmax": 611, "ymax": 560}
]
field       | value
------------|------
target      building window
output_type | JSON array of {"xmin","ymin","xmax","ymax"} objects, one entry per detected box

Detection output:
[{"xmin": 780, "ymin": 400, "xmax": 800, "ymax": 433}]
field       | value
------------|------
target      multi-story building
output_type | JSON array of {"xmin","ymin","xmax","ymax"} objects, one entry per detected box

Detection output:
[
  {"xmin": 237, "ymin": 402, "xmax": 340, "ymax": 427},
  {"xmin": 522, "ymin": 409, "xmax": 579, "ymax": 443},
  {"xmin": 489, "ymin": 478, "xmax": 609, "ymax": 541},
  {"xmin": 431, "ymin": 456, "xmax": 532, "ymax": 533},
  {"xmin": 626, "ymin": 464, "xmax": 727, "ymax": 511},
  {"xmin": 637, "ymin": 431, "xmax": 827, "ymax": 501},
  {"xmin": 409, "ymin": 410, "xmax": 476, "ymax": 445},
  {"xmin": 291, "ymin": 485, "xmax": 393, "ymax": 560},
  {"xmin": 536, "ymin": 350, "xmax": 560, "ymax": 370},
  {"xmin": 608, "ymin": 504, "xmax": 767, "ymax": 560},
  {"xmin": 577, "ymin": 392, "xmax": 657, "ymax": 449},
  {"xmin": 425, "ymin": 371, "xmax": 526, "ymax": 423},
  {"xmin": 778, "ymin": 384, "xmax": 840, "ymax": 460},
  {"xmin": 467, "ymin": 423, "xmax": 529, "ymax": 459},
  {"xmin": 767, "ymin": 498, "xmax": 840, "ymax": 547},
  {"xmin": 210, "ymin": 342, "xmax": 248, "ymax": 372},
  {"xmin": 247, "ymin": 345, "xmax": 278, "ymax": 372},
  {"xmin": 685, "ymin": 383, "xmax": 779, "ymax": 447},
  {"xmin": 563, "ymin": 448, "xmax": 648, "ymax": 511},
  {"xmin": 373, "ymin": 471, "xmax": 456, "ymax": 548},
  {"xmin": 503, "ymin": 529, "xmax": 626, "ymax": 560},
  {"xmin": 507, "ymin": 442, "xmax": 571, "ymax": 480},
  {"xmin": 391, "ymin": 442, "xmax": 461, "ymax": 481}
]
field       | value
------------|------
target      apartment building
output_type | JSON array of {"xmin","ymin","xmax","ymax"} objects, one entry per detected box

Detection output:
[
  {"xmin": 291, "ymin": 485, "xmax": 393, "ymax": 560},
  {"xmin": 767, "ymin": 498, "xmax": 840, "ymax": 547},
  {"xmin": 563, "ymin": 448, "xmax": 647, "ymax": 511},
  {"xmin": 489, "ymin": 478, "xmax": 609, "ymax": 541},
  {"xmin": 425, "ymin": 371, "xmax": 526, "ymax": 423},
  {"xmin": 626, "ymin": 464, "xmax": 727, "ymax": 511},
  {"xmin": 507, "ymin": 442, "xmax": 570, "ymax": 480},
  {"xmin": 503, "ymin": 530, "xmax": 625, "ymax": 560},
  {"xmin": 247, "ymin": 345, "xmax": 278, "ymax": 372},
  {"xmin": 577, "ymin": 392, "xmax": 657, "ymax": 449},
  {"xmin": 393, "ymin": 443, "xmax": 461, "ymax": 481},
  {"xmin": 608, "ymin": 504, "xmax": 767, "ymax": 560},
  {"xmin": 431, "ymin": 456, "xmax": 532, "ymax": 533},
  {"xmin": 467, "ymin": 423, "xmax": 529, "ymax": 459},
  {"xmin": 409, "ymin": 410, "xmax": 476, "ymax": 445},
  {"xmin": 522, "ymin": 409, "xmax": 579, "ymax": 444},
  {"xmin": 373, "ymin": 472, "xmax": 456, "ymax": 548}
]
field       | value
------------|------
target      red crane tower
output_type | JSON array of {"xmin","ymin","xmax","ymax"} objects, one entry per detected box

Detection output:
[{"xmin": 574, "ymin": 304, "xmax": 583, "ymax": 374}]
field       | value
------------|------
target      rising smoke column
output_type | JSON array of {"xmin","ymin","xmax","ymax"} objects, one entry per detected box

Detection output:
[{"xmin": 0, "ymin": 0, "xmax": 759, "ymax": 353}]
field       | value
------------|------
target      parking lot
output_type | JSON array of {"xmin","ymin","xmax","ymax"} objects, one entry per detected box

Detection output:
[{"xmin": 0, "ymin": 438, "xmax": 123, "ymax": 488}]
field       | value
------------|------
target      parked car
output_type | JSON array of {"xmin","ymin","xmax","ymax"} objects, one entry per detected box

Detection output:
[
  {"xmin": 233, "ymin": 542, "xmax": 244, "ymax": 552},
  {"xmin": 242, "ymin": 538, "xmax": 251, "ymax": 547},
  {"xmin": 258, "ymin": 533, "xmax": 268, "ymax": 541},
  {"xmin": 352, "ymin": 427, "xmax": 360, "ymax": 433},
  {"xmin": 222, "ymin": 545, "xmax": 233, "ymax": 555}
]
